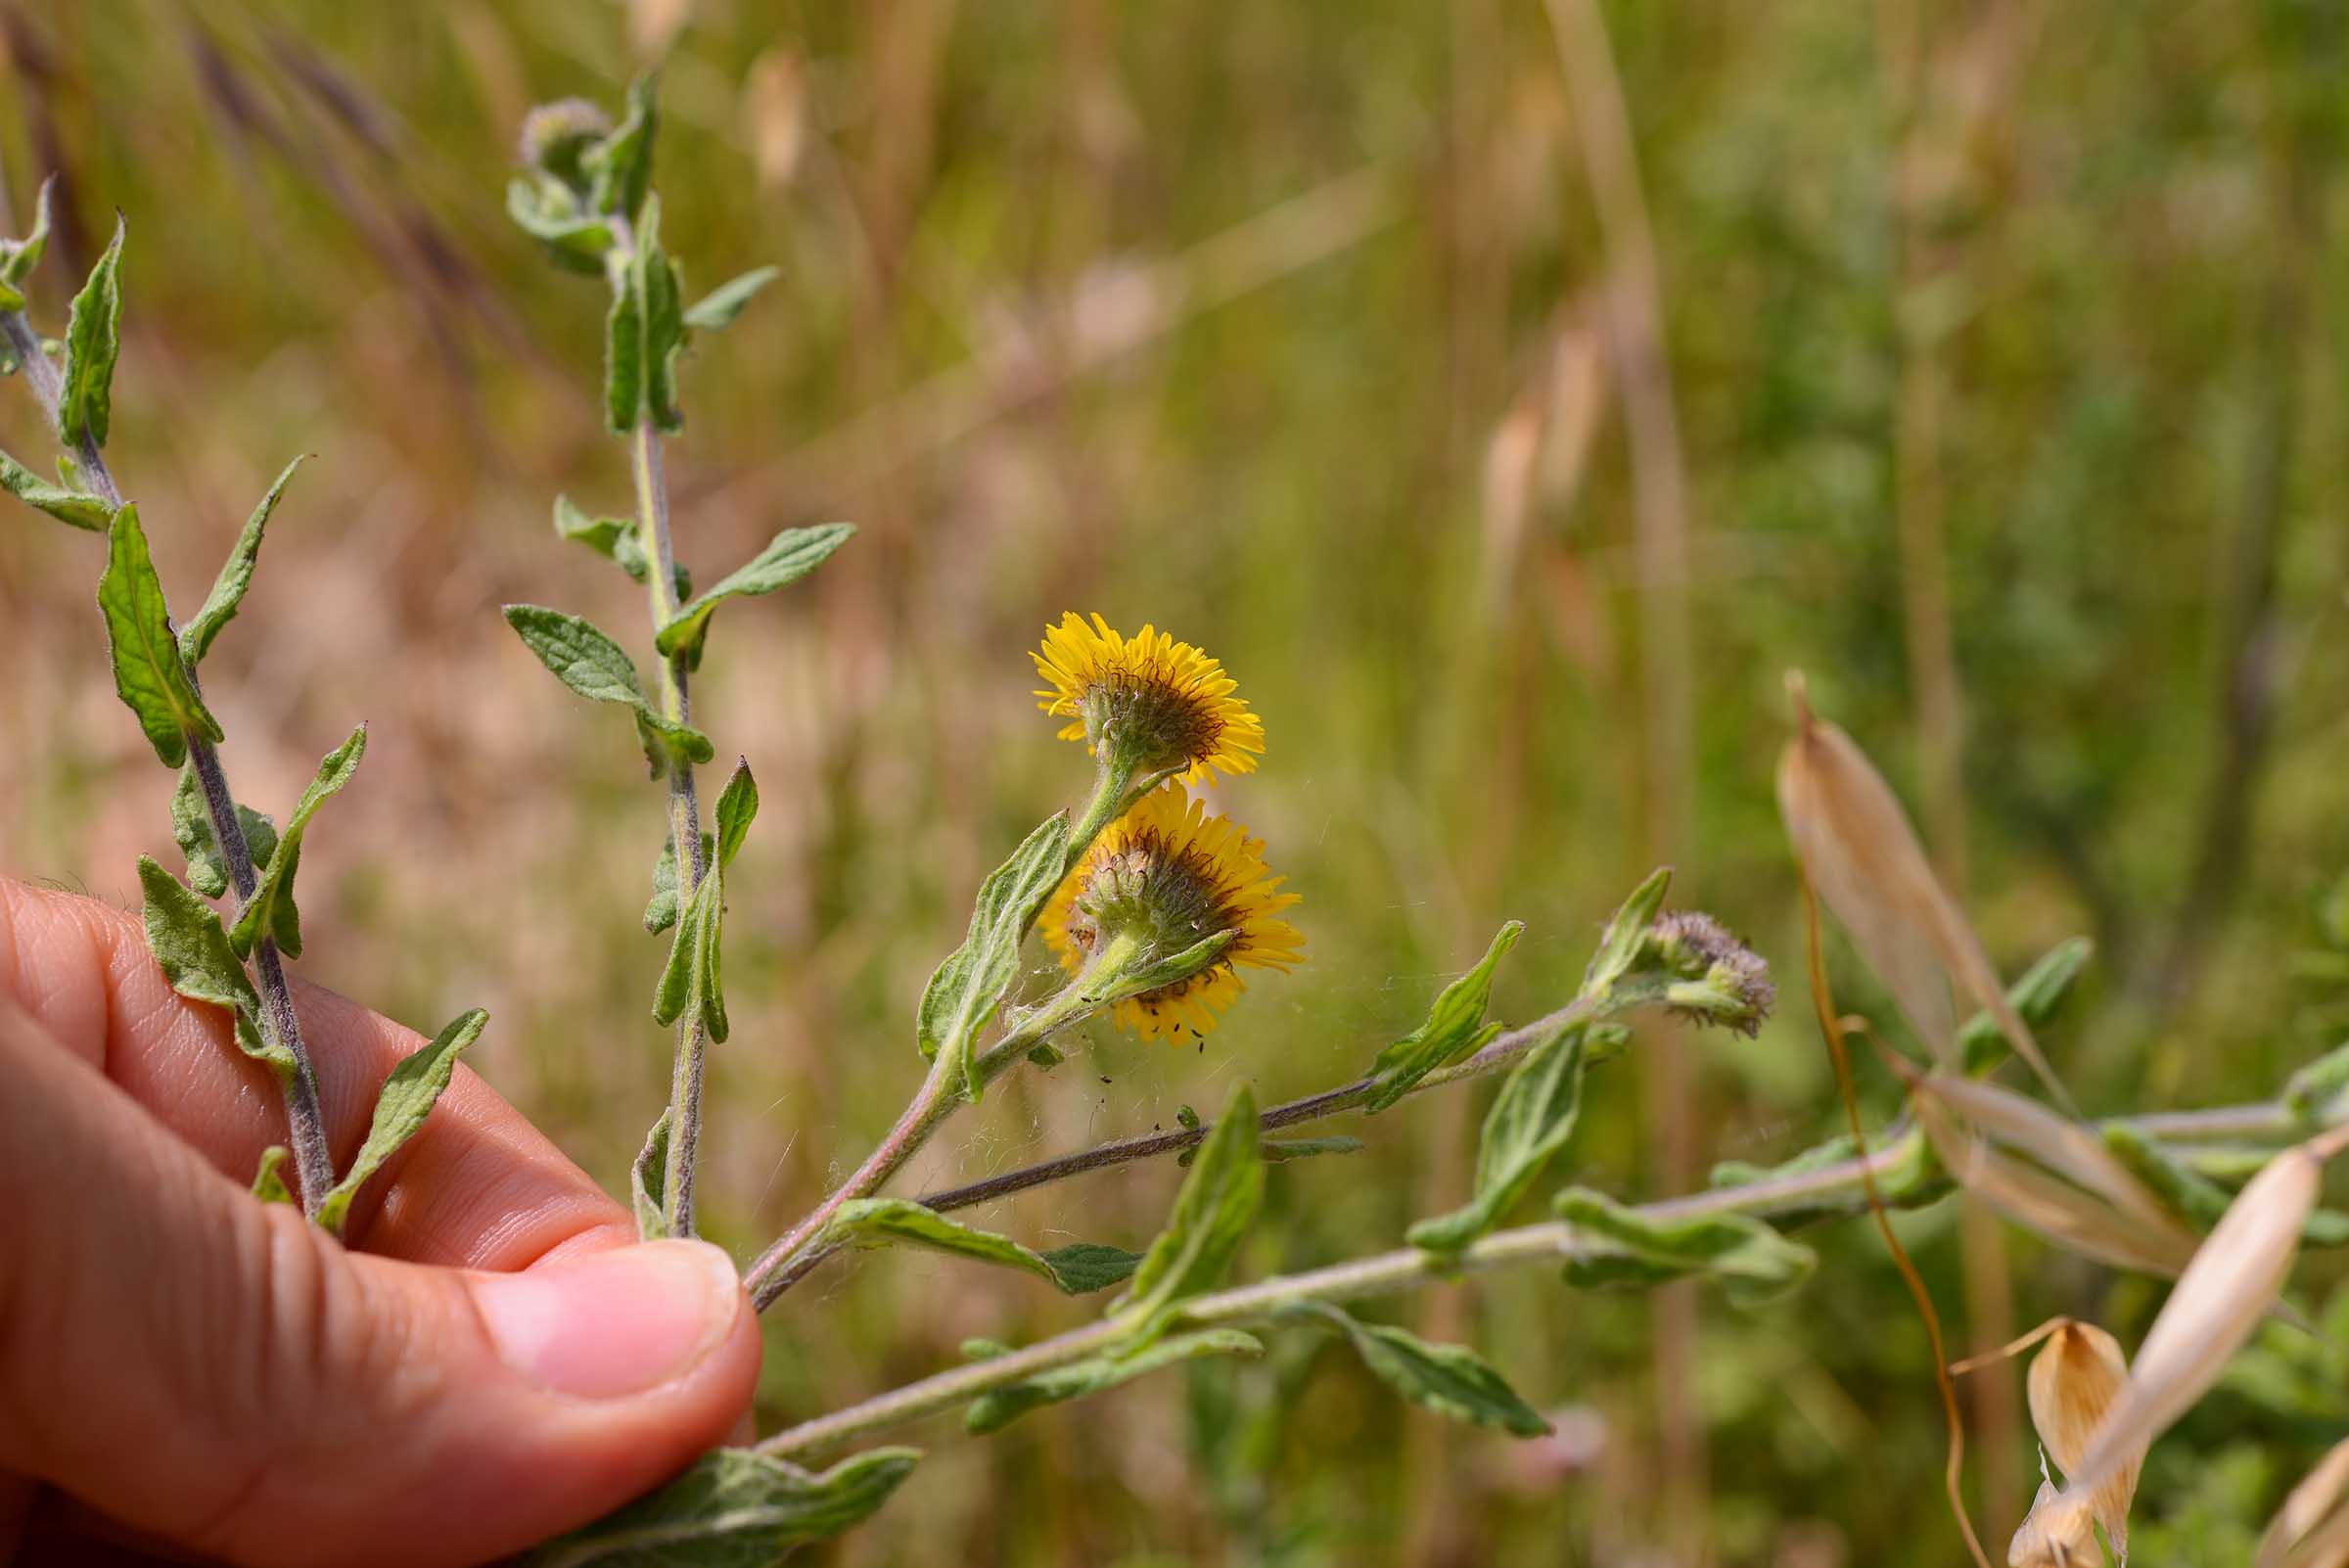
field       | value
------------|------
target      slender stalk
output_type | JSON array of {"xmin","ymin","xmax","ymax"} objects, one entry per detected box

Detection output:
[
  {"xmin": 759, "ymin": 1216, "xmax": 1606, "ymax": 1460},
  {"xmin": 2, "ymin": 306, "xmax": 335, "ymax": 1213},
  {"xmin": 756, "ymin": 1082, "xmax": 2349, "ymax": 1460}
]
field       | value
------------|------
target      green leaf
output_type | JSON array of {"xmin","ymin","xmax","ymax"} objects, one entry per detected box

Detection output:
[
  {"xmin": 0, "ymin": 175, "xmax": 52, "ymax": 286},
  {"xmin": 1365, "ymin": 920, "xmax": 1522, "ymax": 1112},
  {"xmin": 553, "ymin": 494, "xmax": 687, "ymax": 595},
  {"xmin": 179, "ymin": 456, "xmax": 306, "ymax": 666},
  {"xmin": 1554, "ymin": 1186, "xmax": 1817, "ymax": 1308},
  {"xmin": 825, "ymin": 1201, "xmax": 1141, "ymax": 1295},
  {"xmin": 964, "ymin": 1329, "xmax": 1263, "ymax": 1436},
  {"xmin": 916, "ymin": 810, "xmax": 1073, "ymax": 1102},
  {"xmin": 633, "ymin": 1110, "xmax": 671, "ymax": 1240},
  {"xmin": 683, "ymin": 267, "xmax": 780, "ymax": 332},
  {"xmin": 604, "ymin": 270, "xmax": 644, "ymax": 434},
  {"xmin": 652, "ymin": 761, "xmax": 755, "ymax": 1043},
  {"xmin": 639, "ymin": 209, "xmax": 687, "ymax": 435},
  {"xmin": 136, "ymin": 856, "xmax": 288, "ymax": 1080},
  {"xmin": 252, "ymin": 1145, "xmax": 294, "ymax": 1206},
  {"xmin": 314, "ymin": 1008, "xmax": 487, "ymax": 1237},
  {"xmin": 1116, "ymin": 1084, "xmax": 1265, "ymax": 1341},
  {"xmin": 501, "ymin": 605, "xmax": 714, "ymax": 770},
  {"xmin": 1407, "ymin": 1017, "xmax": 1589, "ymax": 1254},
  {"xmin": 528, "ymin": 1446, "xmax": 919, "ymax": 1568},
  {"xmin": 713, "ymin": 758, "xmax": 759, "ymax": 866},
  {"xmin": 584, "ymin": 76, "xmax": 658, "ymax": 222},
  {"xmin": 0, "ymin": 444, "xmax": 110, "ymax": 530},
  {"xmin": 644, "ymin": 829, "xmax": 710, "ymax": 935},
  {"xmin": 1283, "ymin": 1301, "xmax": 1550, "ymax": 1437},
  {"xmin": 654, "ymin": 524, "xmax": 854, "ymax": 665},
  {"xmin": 172, "ymin": 762, "xmax": 276, "ymax": 899},
  {"xmin": 59, "ymin": 214, "xmax": 124, "ymax": 449},
  {"xmin": 1958, "ymin": 937, "xmax": 2094, "ymax": 1075},
  {"xmin": 99, "ymin": 506, "xmax": 221, "ymax": 768},
  {"xmin": 230, "ymin": 723, "xmax": 368, "ymax": 960},
  {"xmin": 1036, "ymin": 1241, "xmax": 1145, "ymax": 1294},
  {"xmin": 2287, "ymin": 1039, "xmax": 2349, "ymax": 1123},
  {"xmin": 505, "ymin": 178, "xmax": 616, "ymax": 273},
  {"xmin": 1582, "ymin": 867, "xmax": 1672, "ymax": 996}
]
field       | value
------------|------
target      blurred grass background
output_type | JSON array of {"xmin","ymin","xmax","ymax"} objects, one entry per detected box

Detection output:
[{"xmin": 3, "ymin": 0, "xmax": 2348, "ymax": 1562}]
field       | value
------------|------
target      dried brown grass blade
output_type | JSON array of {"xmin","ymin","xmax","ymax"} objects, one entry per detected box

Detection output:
[
  {"xmin": 1776, "ymin": 676, "xmax": 2075, "ymax": 1113},
  {"xmin": 2007, "ymin": 1477, "xmax": 2101, "ymax": 1568},
  {"xmin": 1912, "ymin": 1089, "xmax": 2199, "ymax": 1277},
  {"xmin": 2057, "ymin": 1127, "xmax": 2349, "ymax": 1514},
  {"xmin": 1920, "ymin": 1075, "xmax": 2201, "ymax": 1253},
  {"xmin": 2262, "ymin": 1436, "xmax": 2349, "ymax": 1568},
  {"xmin": 2024, "ymin": 1320, "xmax": 2139, "ymax": 1560}
]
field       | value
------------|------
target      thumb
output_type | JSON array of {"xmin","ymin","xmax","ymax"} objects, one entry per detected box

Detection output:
[{"xmin": 0, "ymin": 999, "xmax": 760, "ymax": 1568}]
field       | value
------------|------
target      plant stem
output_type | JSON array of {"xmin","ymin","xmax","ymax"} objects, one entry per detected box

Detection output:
[
  {"xmin": 756, "ymin": 1083, "xmax": 2349, "ymax": 1459},
  {"xmin": 2, "ymin": 305, "xmax": 335, "ymax": 1214},
  {"xmin": 758, "ymin": 1217, "xmax": 1609, "ymax": 1460}
]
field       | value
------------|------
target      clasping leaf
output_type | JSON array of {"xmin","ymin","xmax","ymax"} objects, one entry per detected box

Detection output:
[
  {"xmin": 682, "ymin": 267, "xmax": 779, "ymax": 332},
  {"xmin": 654, "ymin": 523, "xmax": 853, "ymax": 669},
  {"xmin": 179, "ymin": 455, "xmax": 307, "ymax": 666},
  {"xmin": 964, "ymin": 1330, "xmax": 1263, "ymax": 1436},
  {"xmin": 1407, "ymin": 1016, "xmax": 1590, "ymax": 1254},
  {"xmin": 528, "ymin": 1445, "xmax": 918, "ymax": 1568},
  {"xmin": 823, "ymin": 1198, "xmax": 1142, "ymax": 1295},
  {"xmin": 501, "ymin": 604, "xmax": 714, "ymax": 774},
  {"xmin": 1113, "ymin": 1084, "xmax": 1265, "ymax": 1346},
  {"xmin": 230, "ymin": 723, "xmax": 367, "ymax": 959},
  {"xmin": 652, "ymin": 759, "xmax": 757, "ymax": 1043},
  {"xmin": 100, "ymin": 506, "xmax": 222, "ymax": 768},
  {"xmin": 916, "ymin": 811, "xmax": 1073, "ymax": 1103},
  {"xmin": 1282, "ymin": 1301, "xmax": 1550, "ymax": 1436},
  {"xmin": 136, "ymin": 856, "xmax": 290, "ymax": 1081},
  {"xmin": 1364, "ymin": 920, "xmax": 1522, "ymax": 1112},
  {"xmin": 0, "ymin": 445, "xmax": 110, "ymax": 530},
  {"xmin": 59, "ymin": 214, "xmax": 124, "ymax": 449},
  {"xmin": 1555, "ymin": 1186, "xmax": 1816, "ymax": 1307},
  {"xmin": 314, "ymin": 1008, "xmax": 488, "ymax": 1237}
]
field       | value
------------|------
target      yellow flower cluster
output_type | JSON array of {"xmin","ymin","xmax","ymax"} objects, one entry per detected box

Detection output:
[{"xmin": 1031, "ymin": 614, "xmax": 1302, "ymax": 1040}]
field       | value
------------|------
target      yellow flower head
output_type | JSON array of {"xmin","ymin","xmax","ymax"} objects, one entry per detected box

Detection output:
[
  {"xmin": 1032, "ymin": 613, "xmax": 1265, "ymax": 786},
  {"xmin": 1042, "ymin": 790, "xmax": 1304, "ymax": 1040}
]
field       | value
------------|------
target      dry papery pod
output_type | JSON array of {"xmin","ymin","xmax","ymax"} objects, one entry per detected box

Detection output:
[
  {"xmin": 1909, "ymin": 1074, "xmax": 2200, "ymax": 1279},
  {"xmin": 1775, "ymin": 675, "xmax": 2073, "ymax": 1112},
  {"xmin": 2259, "ymin": 1436, "xmax": 2349, "ymax": 1568},
  {"xmin": 2033, "ymin": 1125, "xmax": 2349, "ymax": 1556},
  {"xmin": 2004, "ymin": 1319, "xmax": 2141, "ymax": 1568}
]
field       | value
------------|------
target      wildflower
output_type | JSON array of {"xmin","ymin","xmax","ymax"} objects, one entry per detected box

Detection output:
[
  {"xmin": 1032, "ymin": 613, "xmax": 1265, "ymax": 787},
  {"xmin": 1041, "ymin": 789, "xmax": 1302, "ymax": 1040},
  {"xmin": 1646, "ymin": 910, "xmax": 1775, "ymax": 1037}
]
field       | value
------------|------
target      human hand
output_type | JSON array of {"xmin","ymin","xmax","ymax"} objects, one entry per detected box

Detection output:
[{"xmin": 0, "ymin": 881, "xmax": 760, "ymax": 1567}]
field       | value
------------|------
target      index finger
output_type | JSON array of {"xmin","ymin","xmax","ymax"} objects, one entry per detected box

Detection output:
[{"xmin": 0, "ymin": 879, "xmax": 633, "ymax": 1270}]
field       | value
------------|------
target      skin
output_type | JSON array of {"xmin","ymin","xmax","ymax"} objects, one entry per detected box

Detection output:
[{"xmin": 0, "ymin": 881, "xmax": 761, "ymax": 1567}]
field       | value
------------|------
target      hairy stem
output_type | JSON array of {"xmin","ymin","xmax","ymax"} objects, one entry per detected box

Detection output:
[{"xmin": 2, "ymin": 305, "xmax": 335, "ymax": 1214}]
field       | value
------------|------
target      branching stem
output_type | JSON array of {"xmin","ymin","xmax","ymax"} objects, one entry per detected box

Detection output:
[{"xmin": 1, "ymin": 305, "xmax": 334, "ymax": 1213}]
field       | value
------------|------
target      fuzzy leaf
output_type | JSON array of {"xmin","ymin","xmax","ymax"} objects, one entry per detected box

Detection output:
[
  {"xmin": 553, "ymin": 494, "xmax": 687, "ymax": 595},
  {"xmin": 1365, "ymin": 921, "xmax": 1522, "ymax": 1112},
  {"xmin": 644, "ymin": 830, "xmax": 711, "ymax": 935},
  {"xmin": 1555, "ymin": 1185, "xmax": 1817, "ymax": 1308},
  {"xmin": 2286, "ymin": 1041, "xmax": 2349, "ymax": 1123},
  {"xmin": 251, "ymin": 1145, "xmax": 294, "ymax": 1205},
  {"xmin": 1583, "ymin": 867, "xmax": 1672, "ymax": 995},
  {"xmin": 178, "ymin": 456, "xmax": 306, "ymax": 666},
  {"xmin": 604, "ymin": 272, "xmax": 644, "ymax": 434},
  {"xmin": 59, "ymin": 215, "xmax": 124, "ymax": 449},
  {"xmin": 99, "ymin": 506, "xmax": 221, "ymax": 768},
  {"xmin": 916, "ymin": 811, "xmax": 1073, "ymax": 1102},
  {"xmin": 639, "ymin": 210, "xmax": 687, "ymax": 435},
  {"xmin": 230, "ymin": 723, "xmax": 368, "ymax": 960},
  {"xmin": 1958, "ymin": 937, "xmax": 2094, "ymax": 1076},
  {"xmin": 1116, "ymin": 1084, "xmax": 1265, "ymax": 1341},
  {"xmin": 0, "ymin": 445, "xmax": 110, "ymax": 530},
  {"xmin": 655, "ymin": 524, "xmax": 853, "ymax": 666},
  {"xmin": 683, "ymin": 267, "xmax": 780, "ymax": 332},
  {"xmin": 1285, "ymin": 1301, "xmax": 1550, "ymax": 1436},
  {"xmin": 1407, "ymin": 1017, "xmax": 1589, "ymax": 1254},
  {"xmin": 502, "ymin": 605, "xmax": 713, "ymax": 769},
  {"xmin": 172, "ymin": 763, "xmax": 277, "ymax": 899},
  {"xmin": 315, "ymin": 1008, "xmax": 486, "ymax": 1237},
  {"xmin": 584, "ymin": 76, "xmax": 658, "ymax": 222},
  {"xmin": 529, "ymin": 1446, "xmax": 919, "ymax": 1568},
  {"xmin": 633, "ymin": 1110, "xmax": 671, "ymax": 1240},
  {"xmin": 964, "ymin": 1330, "xmax": 1263, "ymax": 1436},
  {"xmin": 0, "ymin": 176, "xmax": 52, "ymax": 285},
  {"xmin": 505, "ymin": 178, "xmax": 616, "ymax": 272},
  {"xmin": 1036, "ymin": 1241, "xmax": 1145, "ymax": 1295},
  {"xmin": 651, "ymin": 762, "xmax": 754, "ymax": 1043},
  {"xmin": 136, "ymin": 856, "xmax": 287, "ymax": 1080},
  {"xmin": 1260, "ymin": 1135, "xmax": 1364, "ymax": 1163}
]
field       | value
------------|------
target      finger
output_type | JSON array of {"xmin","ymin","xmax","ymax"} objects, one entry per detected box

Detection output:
[
  {"xmin": 0, "ymin": 879, "xmax": 632, "ymax": 1268},
  {"xmin": 0, "ymin": 997, "xmax": 760, "ymax": 1568}
]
